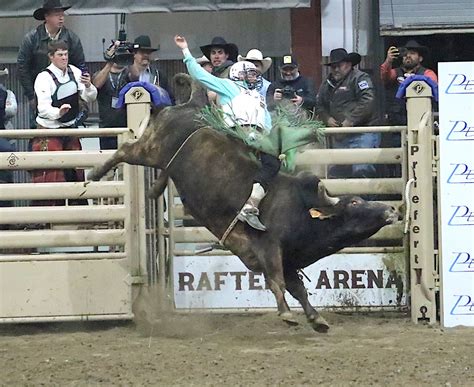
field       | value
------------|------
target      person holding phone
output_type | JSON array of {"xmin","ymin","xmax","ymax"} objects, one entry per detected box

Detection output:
[
  {"xmin": 31, "ymin": 40, "xmax": 97, "ymax": 204},
  {"xmin": 380, "ymin": 40, "xmax": 438, "ymax": 128}
]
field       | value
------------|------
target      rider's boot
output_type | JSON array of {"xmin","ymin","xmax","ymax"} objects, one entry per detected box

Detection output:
[{"xmin": 237, "ymin": 183, "xmax": 267, "ymax": 231}]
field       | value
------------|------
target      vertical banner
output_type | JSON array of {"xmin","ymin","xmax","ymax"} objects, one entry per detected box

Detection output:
[{"xmin": 439, "ymin": 62, "xmax": 474, "ymax": 327}]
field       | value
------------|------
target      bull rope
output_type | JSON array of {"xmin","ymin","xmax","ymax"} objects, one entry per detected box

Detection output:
[
  {"xmin": 165, "ymin": 128, "xmax": 203, "ymax": 170},
  {"xmin": 219, "ymin": 214, "xmax": 240, "ymax": 246},
  {"xmin": 163, "ymin": 127, "xmax": 240, "ymax": 246}
]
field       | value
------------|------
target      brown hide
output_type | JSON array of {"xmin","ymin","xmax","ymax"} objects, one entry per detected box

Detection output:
[{"xmin": 89, "ymin": 73, "xmax": 398, "ymax": 332}]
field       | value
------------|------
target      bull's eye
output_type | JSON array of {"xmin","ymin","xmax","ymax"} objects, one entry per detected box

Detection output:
[{"xmin": 351, "ymin": 199, "xmax": 359, "ymax": 206}]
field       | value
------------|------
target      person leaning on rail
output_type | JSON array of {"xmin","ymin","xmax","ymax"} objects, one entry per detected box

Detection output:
[
  {"xmin": 315, "ymin": 48, "xmax": 379, "ymax": 179},
  {"xmin": 32, "ymin": 39, "xmax": 97, "ymax": 206}
]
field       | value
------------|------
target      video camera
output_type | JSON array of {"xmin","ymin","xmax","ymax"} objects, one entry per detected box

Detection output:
[
  {"xmin": 281, "ymin": 85, "xmax": 296, "ymax": 99},
  {"xmin": 103, "ymin": 14, "xmax": 136, "ymax": 66}
]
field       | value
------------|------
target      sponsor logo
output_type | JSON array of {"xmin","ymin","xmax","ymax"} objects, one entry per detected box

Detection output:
[
  {"xmin": 449, "ymin": 252, "xmax": 474, "ymax": 273},
  {"xmin": 447, "ymin": 163, "xmax": 474, "ymax": 183},
  {"xmin": 358, "ymin": 80, "xmax": 369, "ymax": 90},
  {"xmin": 446, "ymin": 120, "xmax": 474, "ymax": 141},
  {"xmin": 448, "ymin": 205, "xmax": 474, "ymax": 226},
  {"xmin": 450, "ymin": 295, "xmax": 474, "ymax": 315},
  {"xmin": 445, "ymin": 73, "xmax": 474, "ymax": 94}
]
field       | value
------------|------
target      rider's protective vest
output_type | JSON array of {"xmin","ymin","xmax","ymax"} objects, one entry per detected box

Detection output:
[
  {"xmin": 43, "ymin": 66, "xmax": 79, "ymax": 123},
  {"xmin": 222, "ymin": 85, "xmax": 267, "ymax": 130}
]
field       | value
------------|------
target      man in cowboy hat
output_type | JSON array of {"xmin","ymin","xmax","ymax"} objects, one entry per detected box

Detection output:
[
  {"xmin": 129, "ymin": 35, "xmax": 172, "ymax": 102},
  {"xmin": 266, "ymin": 54, "xmax": 316, "ymax": 114},
  {"xmin": 380, "ymin": 39, "xmax": 437, "ymax": 128},
  {"xmin": 17, "ymin": 0, "xmax": 85, "ymax": 128},
  {"xmin": 200, "ymin": 36, "xmax": 239, "ymax": 79},
  {"xmin": 238, "ymin": 49, "xmax": 272, "ymax": 100},
  {"xmin": 316, "ymin": 48, "xmax": 379, "ymax": 178}
]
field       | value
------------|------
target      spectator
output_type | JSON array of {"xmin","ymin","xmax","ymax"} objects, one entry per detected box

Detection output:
[
  {"xmin": 200, "ymin": 36, "xmax": 238, "ymax": 79},
  {"xmin": 266, "ymin": 54, "xmax": 316, "ymax": 114},
  {"xmin": 238, "ymin": 49, "xmax": 272, "ymax": 101},
  {"xmin": 0, "ymin": 68, "xmax": 17, "ymax": 130},
  {"xmin": 129, "ymin": 35, "xmax": 172, "ymax": 102},
  {"xmin": 32, "ymin": 40, "xmax": 97, "ymax": 205},
  {"xmin": 93, "ymin": 41, "xmax": 131, "ymax": 150},
  {"xmin": 0, "ymin": 67, "xmax": 17, "ymax": 209},
  {"xmin": 17, "ymin": 0, "xmax": 85, "ymax": 129},
  {"xmin": 316, "ymin": 48, "xmax": 379, "ymax": 178},
  {"xmin": 380, "ymin": 40, "xmax": 438, "ymax": 128}
]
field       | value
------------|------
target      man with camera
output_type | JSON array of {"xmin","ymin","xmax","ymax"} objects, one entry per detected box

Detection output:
[
  {"xmin": 32, "ymin": 40, "xmax": 97, "ymax": 203},
  {"xmin": 93, "ymin": 40, "xmax": 132, "ymax": 150},
  {"xmin": 266, "ymin": 54, "xmax": 316, "ymax": 114},
  {"xmin": 380, "ymin": 40, "xmax": 437, "ymax": 128}
]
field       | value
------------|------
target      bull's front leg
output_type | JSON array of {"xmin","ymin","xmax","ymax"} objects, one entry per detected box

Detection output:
[
  {"xmin": 284, "ymin": 268, "xmax": 329, "ymax": 333},
  {"xmin": 88, "ymin": 139, "xmax": 147, "ymax": 181}
]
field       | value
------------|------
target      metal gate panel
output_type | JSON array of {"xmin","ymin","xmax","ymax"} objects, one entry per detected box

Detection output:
[{"xmin": 0, "ymin": 259, "xmax": 132, "ymax": 321}]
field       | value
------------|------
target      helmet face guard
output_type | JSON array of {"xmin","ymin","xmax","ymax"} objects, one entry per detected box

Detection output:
[
  {"xmin": 229, "ymin": 61, "xmax": 263, "ymax": 89},
  {"xmin": 229, "ymin": 61, "xmax": 257, "ymax": 81}
]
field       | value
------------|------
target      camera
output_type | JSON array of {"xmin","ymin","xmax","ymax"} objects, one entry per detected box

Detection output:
[
  {"xmin": 104, "ymin": 41, "xmax": 136, "ymax": 66},
  {"xmin": 281, "ymin": 85, "xmax": 296, "ymax": 99}
]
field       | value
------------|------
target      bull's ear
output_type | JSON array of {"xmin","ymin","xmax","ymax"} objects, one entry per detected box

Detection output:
[{"xmin": 309, "ymin": 207, "xmax": 337, "ymax": 220}]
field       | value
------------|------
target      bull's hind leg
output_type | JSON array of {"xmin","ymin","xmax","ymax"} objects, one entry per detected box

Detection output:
[
  {"xmin": 260, "ymin": 247, "xmax": 298, "ymax": 326},
  {"xmin": 88, "ymin": 139, "xmax": 148, "ymax": 181},
  {"xmin": 284, "ymin": 268, "xmax": 329, "ymax": 333}
]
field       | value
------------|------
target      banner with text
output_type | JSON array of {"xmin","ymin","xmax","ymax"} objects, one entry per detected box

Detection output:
[
  {"xmin": 174, "ymin": 254, "xmax": 406, "ymax": 310},
  {"xmin": 439, "ymin": 62, "xmax": 474, "ymax": 327}
]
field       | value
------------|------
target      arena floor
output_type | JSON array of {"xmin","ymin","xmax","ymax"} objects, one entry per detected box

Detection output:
[{"xmin": 1, "ymin": 311, "xmax": 473, "ymax": 386}]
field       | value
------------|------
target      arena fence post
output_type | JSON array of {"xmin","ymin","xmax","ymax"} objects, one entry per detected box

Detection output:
[
  {"xmin": 124, "ymin": 87, "xmax": 151, "ymax": 296},
  {"xmin": 405, "ymin": 80, "xmax": 438, "ymax": 324}
]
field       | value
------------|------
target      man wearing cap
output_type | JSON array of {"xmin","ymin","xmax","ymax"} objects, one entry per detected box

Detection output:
[
  {"xmin": 266, "ymin": 54, "xmax": 316, "ymax": 113},
  {"xmin": 17, "ymin": 0, "xmax": 85, "ymax": 128},
  {"xmin": 380, "ymin": 39, "xmax": 437, "ymax": 128},
  {"xmin": 316, "ymin": 48, "xmax": 379, "ymax": 178},
  {"xmin": 129, "ymin": 35, "xmax": 172, "ymax": 102},
  {"xmin": 238, "ymin": 49, "xmax": 272, "ymax": 100},
  {"xmin": 200, "ymin": 36, "xmax": 239, "ymax": 79}
]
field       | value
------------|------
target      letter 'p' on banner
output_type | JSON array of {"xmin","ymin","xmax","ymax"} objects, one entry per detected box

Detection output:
[{"xmin": 439, "ymin": 62, "xmax": 474, "ymax": 328}]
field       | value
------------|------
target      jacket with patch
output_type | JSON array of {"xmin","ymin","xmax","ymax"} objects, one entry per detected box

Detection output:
[{"xmin": 316, "ymin": 68, "xmax": 378, "ymax": 126}]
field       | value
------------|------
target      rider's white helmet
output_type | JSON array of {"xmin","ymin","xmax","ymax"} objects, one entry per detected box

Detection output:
[{"xmin": 229, "ymin": 61, "xmax": 257, "ymax": 81}]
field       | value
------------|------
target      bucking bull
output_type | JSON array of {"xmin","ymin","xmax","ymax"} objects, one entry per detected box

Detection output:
[{"xmin": 89, "ymin": 75, "xmax": 400, "ymax": 333}]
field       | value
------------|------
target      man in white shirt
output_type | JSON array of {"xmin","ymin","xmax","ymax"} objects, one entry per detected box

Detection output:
[{"xmin": 32, "ymin": 39, "xmax": 97, "ymax": 202}]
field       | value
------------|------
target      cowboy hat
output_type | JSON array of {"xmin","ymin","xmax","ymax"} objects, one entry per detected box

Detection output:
[
  {"xmin": 238, "ymin": 49, "xmax": 272, "ymax": 74},
  {"xmin": 402, "ymin": 40, "xmax": 428, "ymax": 56},
  {"xmin": 133, "ymin": 35, "xmax": 159, "ymax": 52},
  {"xmin": 196, "ymin": 55, "xmax": 211, "ymax": 65},
  {"xmin": 200, "ymin": 36, "xmax": 239, "ymax": 63},
  {"xmin": 33, "ymin": 0, "xmax": 71, "ymax": 21},
  {"xmin": 324, "ymin": 48, "xmax": 361, "ymax": 66}
]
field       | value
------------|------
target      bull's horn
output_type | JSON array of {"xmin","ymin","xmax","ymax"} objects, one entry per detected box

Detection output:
[
  {"xmin": 135, "ymin": 110, "xmax": 150, "ymax": 138},
  {"xmin": 318, "ymin": 184, "xmax": 340, "ymax": 206}
]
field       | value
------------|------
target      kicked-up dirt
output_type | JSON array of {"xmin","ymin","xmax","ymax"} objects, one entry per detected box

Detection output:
[{"xmin": 0, "ymin": 310, "xmax": 473, "ymax": 386}]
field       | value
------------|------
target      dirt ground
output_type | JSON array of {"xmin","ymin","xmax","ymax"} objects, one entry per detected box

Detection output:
[{"xmin": 1, "ymin": 310, "xmax": 473, "ymax": 387}]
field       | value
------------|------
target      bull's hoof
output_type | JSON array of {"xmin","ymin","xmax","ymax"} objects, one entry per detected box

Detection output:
[
  {"xmin": 310, "ymin": 315, "xmax": 330, "ymax": 333},
  {"xmin": 279, "ymin": 312, "xmax": 299, "ymax": 326}
]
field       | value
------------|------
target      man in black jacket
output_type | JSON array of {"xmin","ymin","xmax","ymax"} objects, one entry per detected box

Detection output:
[
  {"xmin": 316, "ymin": 48, "xmax": 379, "ymax": 178},
  {"xmin": 17, "ymin": 0, "xmax": 85, "ymax": 128},
  {"xmin": 266, "ymin": 54, "xmax": 316, "ymax": 114}
]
